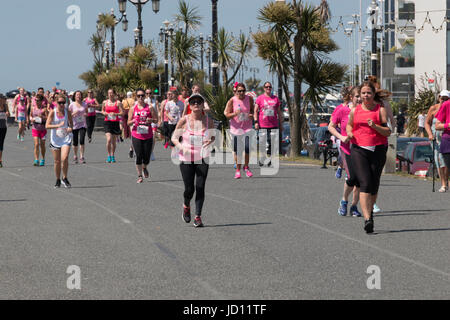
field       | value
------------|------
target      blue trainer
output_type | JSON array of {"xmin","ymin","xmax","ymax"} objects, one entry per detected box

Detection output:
[
  {"xmin": 350, "ymin": 205, "xmax": 362, "ymax": 217},
  {"xmin": 373, "ymin": 203, "xmax": 381, "ymax": 213},
  {"xmin": 335, "ymin": 167, "xmax": 342, "ymax": 179},
  {"xmin": 106, "ymin": 156, "xmax": 112, "ymax": 163},
  {"xmin": 338, "ymin": 200, "xmax": 348, "ymax": 216}
]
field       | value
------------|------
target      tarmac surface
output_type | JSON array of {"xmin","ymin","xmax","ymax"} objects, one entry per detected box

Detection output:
[{"xmin": 0, "ymin": 128, "xmax": 449, "ymax": 299}]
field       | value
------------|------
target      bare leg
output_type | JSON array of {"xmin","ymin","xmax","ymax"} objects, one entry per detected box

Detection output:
[
  {"xmin": 40, "ymin": 139, "xmax": 46, "ymax": 159},
  {"xmin": 342, "ymin": 183, "xmax": 353, "ymax": 202},
  {"xmin": 52, "ymin": 149, "xmax": 61, "ymax": 180},
  {"xmin": 111, "ymin": 135, "xmax": 117, "ymax": 155},
  {"xmin": 33, "ymin": 137, "xmax": 40, "ymax": 160},
  {"xmin": 351, "ymin": 187, "xmax": 360, "ymax": 206},
  {"xmin": 61, "ymin": 145, "xmax": 70, "ymax": 178},
  {"xmin": 80, "ymin": 144, "xmax": 85, "ymax": 159},
  {"xmin": 106, "ymin": 133, "xmax": 112, "ymax": 156},
  {"xmin": 359, "ymin": 192, "xmax": 373, "ymax": 220}
]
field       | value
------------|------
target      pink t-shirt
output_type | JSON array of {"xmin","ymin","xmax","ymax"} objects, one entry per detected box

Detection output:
[
  {"xmin": 85, "ymin": 98, "xmax": 97, "ymax": 116},
  {"xmin": 255, "ymin": 94, "xmax": 280, "ymax": 128},
  {"xmin": 230, "ymin": 95, "xmax": 253, "ymax": 135},
  {"xmin": 332, "ymin": 105, "xmax": 351, "ymax": 155},
  {"xmin": 69, "ymin": 102, "xmax": 87, "ymax": 130},
  {"xmin": 435, "ymin": 100, "xmax": 450, "ymax": 137},
  {"xmin": 131, "ymin": 104, "xmax": 153, "ymax": 140}
]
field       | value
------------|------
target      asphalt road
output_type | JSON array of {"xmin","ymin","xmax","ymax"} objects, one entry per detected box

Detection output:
[{"xmin": 0, "ymin": 128, "xmax": 449, "ymax": 299}]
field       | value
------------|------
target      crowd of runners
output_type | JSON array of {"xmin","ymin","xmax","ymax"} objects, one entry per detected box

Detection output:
[{"xmin": 2, "ymin": 75, "xmax": 446, "ymax": 234}]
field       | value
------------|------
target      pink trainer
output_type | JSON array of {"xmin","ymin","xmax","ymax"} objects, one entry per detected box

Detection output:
[
  {"xmin": 244, "ymin": 166, "xmax": 253, "ymax": 178},
  {"xmin": 234, "ymin": 170, "xmax": 241, "ymax": 179}
]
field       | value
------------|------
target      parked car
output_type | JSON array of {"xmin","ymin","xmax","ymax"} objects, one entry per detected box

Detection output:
[
  {"xmin": 305, "ymin": 126, "xmax": 331, "ymax": 159},
  {"xmin": 400, "ymin": 141, "xmax": 433, "ymax": 176},
  {"xmin": 396, "ymin": 137, "xmax": 428, "ymax": 170}
]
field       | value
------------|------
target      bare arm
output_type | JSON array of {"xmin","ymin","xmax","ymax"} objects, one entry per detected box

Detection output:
[
  {"xmin": 369, "ymin": 107, "xmax": 391, "ymax": 137},
  {"xmin": 425, "ymin": 105, "xmax": 437, "ymax": 140},
  {"xmin": 224, "ymin": 98, "xmax": 236, "ymax": 119},
  {"xmin": 346, "ymin": 109, "xmax": 355, "ymax": 139}
]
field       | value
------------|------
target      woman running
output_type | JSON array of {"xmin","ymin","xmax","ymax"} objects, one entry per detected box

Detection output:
[
  {"xmin": 346, "ymin": 82, "xmax": 391, "ymax": 233},
  {"xmin": 328, "ymin": 86, "xmax": 361, "ymax": 217},
  {"xmin": 46, "ymin": 94, "xmax": 73, "ymax": 188},
  {"xmin": 425, "ymin": 90, "xmax": 450, "ymax": 192},
  {"xmin": 254, "ymin": 82, "xmax": 283, "ymax": 167},
  {"xmin": 225, "ymin": 83, "xmax": 254, "ymax": 178},
  {"xmin": 172, "ymin": 93, "xmax": 215, "ymax": 228},
  {"xmin": 69, "ymin": 91, "xmax": 87, "ymax": 164},
  {"xmin": 127, "ymin": 89, "xmax": 157, "ymax": 183},
  {"xmin": 13, "ymin": 88, "xmax": 29, "ymax": 141},
  {"xmin": 0, "ymin": 94, "xmax": 10, "ymax": 168},
  {"xmin": 84, "ymin": 89, "xmax": 100, "ymax": 143},
  {"xmin": 102, "ymin": 88, "xmax": 124, "ymax": 163},
  {"xmin": 30, "ymin": 94, "xmax": 48, "ymax": 166}
]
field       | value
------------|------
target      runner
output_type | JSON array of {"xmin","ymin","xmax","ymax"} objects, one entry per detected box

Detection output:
[
  {"xmin": 164, "ymin": 89, "xmax": 184, "ymax": 148},
  {"xmin": 46, "ymin": 94, "xmax": 73, "ymax": 188},
  {"xmin": 160, "ymin": 93, "xmax": 170, "ymax": 149},
  {"xmin": 145, "ymin": 90, "xmax": 159, "ymax": 161},
  {"xmin": 328, "ymin": 86, "xmax": 361, "ymax": 217},
  {"xmin": 225, "ymin": 83, "xmax": 254, "ymax": 178},
  {"xmin": 102, "ymin": 88, "xmax": 124, "ymax": 163},
  {"xmin": 84, "ymin": 89, "xmax": 100, "ymax": 143},
  {"xmin": 13, "ymin": 88, "xmax": 30, "ymax": 142},
  {"xmin": 434, "ymin": 92, "xmax": 450, "ymax": 175},
  {"xmin": 346, "ymin": 81, "xmax": 391, "ymax": 234},
  {"xmin": 254, "ymin": 81, "xmax": 283, "ymax": 167},
  {"xmin": 172, "ymin": 93, "xmax": 215, "ymax": 227},
  {"xmin": 182, "ymin": 84, "xmax": 210, "ymax": 116},
  {"xmin": 0, "ymin": 94, "xmax": 10, "ymax": 168},
  {"xmin": 69, "ymin": 91, "xmax": 87, "ymax": 164},
  {"xmin": 48, "ymin": 92, "xmax": 58, "ymax": 111},
  {"xmin": 30, "ymin": 94, "xmax": 48, "ymax": 166},
  {"xmin": 122, "ymin": 91, "xmax": 135, "ymax": 157},
  {"xmin": 127, "ymin": 89, "xmax": 158, "ymax": 183},
  {"xmin": 425, "ymin": 90, "xmax": 450, "ymax": 192}
]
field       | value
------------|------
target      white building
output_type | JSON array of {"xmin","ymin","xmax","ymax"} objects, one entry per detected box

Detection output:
[{"xmin": 382, "ymin": 0, "xmax": 449, "ymax": 101}]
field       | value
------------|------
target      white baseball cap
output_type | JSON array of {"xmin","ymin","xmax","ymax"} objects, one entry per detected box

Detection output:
[
  {"xmin": 127, "ymin": 91, "xmax": 133, "ymax": 97},
  {"xmin": 439, "ymin": 90, "xmax": 450, "ymax": 98}
]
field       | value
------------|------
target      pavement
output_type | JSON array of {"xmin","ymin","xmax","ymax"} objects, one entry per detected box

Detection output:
[{"xmin": 0, "ymin": 128, "xmax": 449, "ymax": 300}]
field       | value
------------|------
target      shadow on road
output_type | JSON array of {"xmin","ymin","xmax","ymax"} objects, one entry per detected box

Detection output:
[
  {"xmin": 71, "ymin": 185, "xmax": 115, "ymax": 189},
  {"xmin": 0, "ymin": 199, "xmax": 27, "ymax": 202},
  {"xmin": 375, "ymin": 227, "xmax": 450, "ymax": 234},
  {"xmin": 205, "ymin": 222, "xmax": 272, "ymax": 228},
  {"xmin": 376, "ymin": 209, "xmax": 446, "ymax": 217}
]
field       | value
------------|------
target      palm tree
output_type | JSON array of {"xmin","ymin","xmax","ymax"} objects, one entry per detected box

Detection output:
[
  {"xmin": 174, "ymin": 0, "xmax": 202, "ymax": 35},
  {"xmin": 172, "ymin": 31, "xmax": 198, "ymax": 86},
  {"xmin": 317, "ymin": 0, "xmax": 331, "ymax": 23}
]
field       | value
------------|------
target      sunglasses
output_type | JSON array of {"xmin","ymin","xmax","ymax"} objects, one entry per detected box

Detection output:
[
  {"xmin": 264, "ymin": 86, "xmax": 272, "ymax": 89},
  {"xmin": 58, "ymin": 101, "xmax": 65, "ymax": 105},
  {"xmin": 237, "ymin": 90, "xmax": 245, "ymax": 93},
  {"xmin": 137, "ymin": 94, "xmax": 145, "ymax": 98}
]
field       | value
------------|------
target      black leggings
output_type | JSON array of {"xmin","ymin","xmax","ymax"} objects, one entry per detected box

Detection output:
[
  {"xmin": 0, "ymin": 128, "xmax": 6, "ymax": 152},
  {"xmin": 351, "ymin": 144, "xmax": 387, "ymax": 195},
  {"xmin": 86, "ymin": 115, "xmax": 96, "ymax": 139},
  {"xmin": 72, "ymin": 127, "xmax": 86, "ymax": 146},
  {"xmin": 233, "ymin": 134, "xmax": 250, "ymax": 154},
  {"xmin": 132, "ymin": 137, "xmax": 153, "ymax": 165},
  {"xmin": 168, "ymin": 124, "xmax": 177, "ymax": 146},
  {"xmin": 260, "ymin": 127, "xmax": 278, "ymax": 156},
  {"xmin": 343, "ymin": 152, "xmax": 359, "ymax": 188},
  {"xmin": 180, "ymin": 161, "xmax": 209, "ymax": 216}
]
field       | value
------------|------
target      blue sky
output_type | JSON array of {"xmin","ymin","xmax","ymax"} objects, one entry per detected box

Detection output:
[{"xmin": 0, "ymin": 0, "xmax": 373, "ymax": 93}]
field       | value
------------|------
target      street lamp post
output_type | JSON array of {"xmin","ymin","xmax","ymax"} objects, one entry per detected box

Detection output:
[
  {"xmin": 106, "ymin": 41, "xmax": 111, "ymax": 70},
  {"xmin": 159, "ymin": 20, "xmax": 171, "ymax": 96},
  {"xmin": 117, "ymin": 0, "xmax": 160, "ymax": 46},
  {"xmin": 211, "ymin": 0, "xmax": 218, "ymax": 95},
  {"xmin": 134, "ymin": 28, "xmax": 139, "ymax": 47},
  {"xmin": 369, "ymin": 0, "xmax": 379, "ymax": 77},
  {"xmin": 109, "ymin": 8, "xmax": 128, "ymax": 66}
]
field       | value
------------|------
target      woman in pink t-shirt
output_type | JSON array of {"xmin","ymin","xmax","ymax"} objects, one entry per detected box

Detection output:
[
  {"xmin": 328, "ymin": 86, "xmax": 361, "ymax": 218},
  {"xmin": 69, "ymin": 91, "xmax": 87, "ymax": 164},
  {"xmin": 224, "ymin": 83, "xmax": 254, "ymax": 179},
  {"xmin": 254, "ymin": 82, "xmax": 283, "ymax": 167}
]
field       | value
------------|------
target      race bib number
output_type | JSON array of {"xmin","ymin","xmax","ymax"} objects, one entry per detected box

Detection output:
[
  {"xmin": 238, "ymin": 113, "xmax": 247, "ymax": 121},
  {"xmin": 190, "ymin": 135, "xmax": 203, "ymax": 146},
  {"xmin": 107, "ymin": 114, "xmax": 117, "ymax": 121},
  {"xmin": 56, "ymin": 128, "xmax": 67, "ymax": 138},
  {"xmin": 137, "ymin": 125, "xmax": 149, "ymax": 134},
  {"xmin": 0, "ymin": 112, "xmax": 6, "ymax": 120},
  {"xmin": 74, "ymin": 116, "xmax": 83, "ymax": 124},
  {"xmin": 34, "ymin": 117, "xmax": 42, "ymax": 124},
  {"xmin": 18, "ymin": 111, "xmax": 25, "ymax": 118},
  {"xmin": 264, "ymin": 109, "xmax": 275, "ymax": 117},
  {"xmin": 88, "ymin": 107, "xmax": 95, "ymax": 113}
]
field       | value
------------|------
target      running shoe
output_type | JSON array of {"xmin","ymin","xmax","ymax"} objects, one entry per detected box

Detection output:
[
  {"xmin": 267, "ymin": 160, "xmax": 272, "ymax": 167},
  {"xmin": 335, "ymin": 167, "xmax": 342, "ymax": 179},
  {"xmin": 73, "ymin": 156, "xmax": 78, "ymax": 164},
  {"xmin": 193, "ymin": 216, "xmax": 204, "ymax": 228},
  {"xmin": 106, "ymin": 156, "xmax": 112, "ymax": 163},
  {"xmin": 20, "ymin": 136, "xmax": 24, "ymax": 142},
  {"xmin": 0, "ymin": 161, "xmax": 3, "ymax": 168},
  {"xmin": 164, "ymin": 141, "xmax": 169, "ymax": 149},
  {"xmin": 234, "ymin": 163, "xmax": 237, "ymax": 169},
  {"xmin": 338, "ymin": 200, "xmax": 348, "ymax": 216},
  {"xmin": 61, "ymin": 177, "xmax": 72, "ymax": 188},
  {"xmin": 137, "ymin": 175, "xmax": 143, "ymax": 183},
  {"xmin": 39, "ymin": 159, "xmax": 45, "ymax": 166},
  {"xmin": 33, "ymin": 159, "xmax": 39, "ymax": 166},
  {"xmin": 17, "ymin": 134, "xmax": 20, "ymax": 140},
  {"xmin": 80, "ymin": 157, "xmax": 86, "ymax": 164},
  {"xmin": 373, "ymin": 203, "xmax": 381, "ymax": 213},
  {"xmin": 54, "ymin": 179, "xmax": 61, "ymax": 188},
  {"xmin": 129, "ymin": 148, "xmax": 134, "ymax": 158},
  {"xmin": 143, "ymin": 167, "xmax": 149, "ymax": 178},
  {"xmin": 438, "ymin": 186, "xmax": 447, "ymax": 193},
  {"xmin": 244, "ymin": 166, "xmax": 253, "ymax": 178},
  {"xmin": 350, "ymin": 205, "xmax": 362, "ymax": 217},
  {"xmin": 88, "ymin": 137, "xmax": 92, "ymax": 143},
  {"xmin": 364, "ymin": 219, "xmax": 374, "ymax": 234},
  {"xmin": 151, "ymin": 153, "xmax": 155, "ymax": 161},
  {"xmin": 182, "ymin": 206, "xmax": 191, "ymax": 223},
  {"xmin": 234, "ymin": 170, "xmax": 241, "ymax": 179},
  {"xmin": 111, "ymin": 156, "xmax": 116, "ymax": 163}
]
